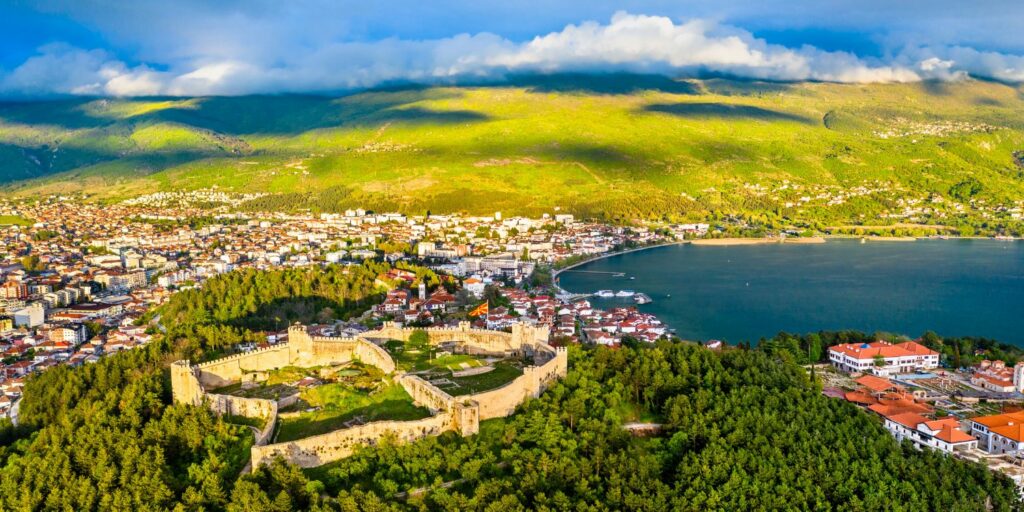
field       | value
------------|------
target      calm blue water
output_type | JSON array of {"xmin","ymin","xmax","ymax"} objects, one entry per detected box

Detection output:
[{"xmin": 557, "ymin": 240, "xmax": 1024, "ymax": 345}]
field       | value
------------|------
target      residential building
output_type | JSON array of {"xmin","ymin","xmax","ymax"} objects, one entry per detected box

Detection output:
[{"xmin": 970, "ymin": 411, "xmax": 1024, "ymax": 454}]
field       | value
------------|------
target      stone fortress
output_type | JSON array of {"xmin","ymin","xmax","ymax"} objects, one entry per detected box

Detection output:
[{"xmin": 171, "ymin": 321, "xmax": 567, "ymax": 470}]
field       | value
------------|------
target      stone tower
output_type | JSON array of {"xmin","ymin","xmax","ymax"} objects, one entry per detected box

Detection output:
[
  {"xmin": 170, "ymin": 360, "xmax": 203, "ymax": 406},
  {"xmin": 289, "ymin": 323, "xmax": 313, "ymax": 357}
]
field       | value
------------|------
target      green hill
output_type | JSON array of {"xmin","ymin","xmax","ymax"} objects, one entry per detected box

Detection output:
[{"xmin": 2, "ymin": 76, "xmax": 1024, "ymax": 225}]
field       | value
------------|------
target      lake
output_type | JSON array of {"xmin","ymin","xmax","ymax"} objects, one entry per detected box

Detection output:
[{"xmin": 556, "ymin": 239, "xmax": 1024, "ymax": 345}]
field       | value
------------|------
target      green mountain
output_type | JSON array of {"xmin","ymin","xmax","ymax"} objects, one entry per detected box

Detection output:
[{"xmin": 2, "ymin": 76, "xmax": 1023, "ymax": 224}]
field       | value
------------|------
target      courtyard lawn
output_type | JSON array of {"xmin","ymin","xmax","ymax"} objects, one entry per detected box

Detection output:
[
  {"xmin": 446, "ymin": 364, "xmax": 523, "ymax": 396},
  {"xmin": 275, "ymin": 382, "xmax": 430, "ymax": 442},
  {"xmin": 430, "ymin": 354, "xmax": 485, "ymax": 371}
]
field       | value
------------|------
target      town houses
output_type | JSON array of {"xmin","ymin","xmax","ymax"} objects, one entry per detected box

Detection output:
[{"xmin": 828, "ymin": 340, "xmax": 940, "ymax": 375}]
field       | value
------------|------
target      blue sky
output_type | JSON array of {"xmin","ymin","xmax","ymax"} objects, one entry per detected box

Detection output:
[{"xmin": 2, "ymin": 0, "xmax": 1024, "ymax": 96}]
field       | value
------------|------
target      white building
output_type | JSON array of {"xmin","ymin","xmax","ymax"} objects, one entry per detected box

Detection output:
[
  {"xmin": 883, "ymin": 413, "xmax": 977, "ymax": 454},
  {"xmin": 828, "ymin": 341, "xmax": 939, "ymax": 376},
  {"xmin": 13, "ymin": 302, "xmax": 45, "ymax": 328}
]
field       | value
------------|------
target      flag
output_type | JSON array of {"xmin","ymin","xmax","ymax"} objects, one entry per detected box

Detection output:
[{"xmin": 469, "ymin": 301, "xmax": 488, "ymax": 317}]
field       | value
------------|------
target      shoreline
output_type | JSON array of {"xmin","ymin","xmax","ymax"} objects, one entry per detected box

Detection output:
[{"xmin": 550, "ymin": 234, "xmax": 1018, "ymax": 296}]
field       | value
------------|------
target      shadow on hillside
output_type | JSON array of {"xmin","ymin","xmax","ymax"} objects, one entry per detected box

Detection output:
[
  {"xmin": 226, "ymin": 294, "xmax": 384, "ymax": 332},
  {"xmin": 699, "ymin": 78, "xmax": 796, "ymax": 96},
  {"xmin": 0, "ymin": 142, "xmax": 221, "ymax": 185},
  {"xmin": 642, "ymin": 102, "xmax": 811, "ymax": 123},
  {"xmin": 1, "ymin": 89, "xmax": 490, "ymax": 137},
  {"xmin": 495, "ymin": 73, "xmax": 701, "ymax": 95},
  {"xmin": 0, "ymin": 99, "xmax": 113, "ymax": 130},
  {"xmin": 136, "ymin": 91, "xmax": 489, "ymax": 135}
]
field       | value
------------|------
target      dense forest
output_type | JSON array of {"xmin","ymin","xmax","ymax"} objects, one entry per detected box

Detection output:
[
  {"xmin": 227, "ymin": 342, "xmax": 1020, "ymax": 511},
  {"xmin": 0, "ymin": 263, "xmax": 1019, "ymax": 510}
]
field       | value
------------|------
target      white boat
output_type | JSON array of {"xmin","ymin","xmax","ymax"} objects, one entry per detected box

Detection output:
[
  {"xmin": 615, "ymin": 290, "xmax": 636, "ymax": 297},
  {"xmin": 634, "ymin": 293, "xmax": 652, "ymax": 304},
  {"xmin": 595, "ymin": 290, "xmax": 615, "ymax": 298}
]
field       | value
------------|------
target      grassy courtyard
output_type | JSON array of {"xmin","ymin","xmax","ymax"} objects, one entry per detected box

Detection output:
[
  {"xmin": 444, "ymin": 363, "xmax": 524, "ymax": 396},
  {"xmin": 275, "ymin": 380, "xmax": 430, "ymax": 442}
]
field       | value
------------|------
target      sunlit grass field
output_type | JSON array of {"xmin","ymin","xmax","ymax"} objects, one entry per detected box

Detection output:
[{"xmin": 2, "ymin": 75, "xmax": 1023, "ymax": 220}]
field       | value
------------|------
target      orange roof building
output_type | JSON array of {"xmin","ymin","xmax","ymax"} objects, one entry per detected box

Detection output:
[
  {"xmin": 969, "ymin": 411, "xmax": 1024, "ymax": 454},
  {"xmin": 882, "ymin": 411, "xmax": 977, "ymax": 453},
  {"xmin": 828, "ymin": 340, "xmax": 939, "ymax": 376}
]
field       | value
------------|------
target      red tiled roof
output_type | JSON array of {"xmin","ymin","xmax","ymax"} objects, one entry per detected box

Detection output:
[
  {"xmin": 830, "ymin": 340, "xmax": 938, "ymax": 360},
  {"xmin": 855, "ymin": 375, "xmax": 901, "ymax": 393}
]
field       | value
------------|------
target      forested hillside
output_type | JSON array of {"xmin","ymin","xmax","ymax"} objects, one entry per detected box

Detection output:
[
  {"xmin": 2, "ymin": 76, "xmax": 1024, "ymax": 227},
  {"xmin": 0, "ymin": 263, "xmax": 1017, "ymax": 510}
]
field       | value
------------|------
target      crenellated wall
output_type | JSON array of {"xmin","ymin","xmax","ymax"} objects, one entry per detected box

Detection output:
[
  {"xmin": 171, "ymin": 321, "xmax": 564, "ymax": 472},
  {"xmin": 371, "ymin": 321, "xmax": 549, "ymax": 356}
]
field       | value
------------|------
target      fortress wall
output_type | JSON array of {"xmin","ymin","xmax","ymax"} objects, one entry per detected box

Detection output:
[
  {"xmin": 466, "ymin": 347, "xmax": 568, "ymax": 420},
  {"xmin": 206, "ymin": 393, "xmax": 277, "ymax": 420},
  {"xmin": 195, "ymin": 345, "xmax": 292, "ymax": 389},
  {"xmin": 353, "ymin": 340, "xmax": 396, "ymax": 373},
  {"xmin": 371, "ymin": 322, "xmax": 520, "ymax": 354},
  {"xmin": 170, "ymin": 362, "xmax": 279, "ymax": 447},
  {"xmin": 467, "ymin": 377, "xmax": 530, "ymax": 420},
  {"xmin": 251, "ymin": 413, "xmax": 452, "ymax": 469},
  {"xmin": 399, "ymin": 375, "xmax": 456, "ymax": 413}
]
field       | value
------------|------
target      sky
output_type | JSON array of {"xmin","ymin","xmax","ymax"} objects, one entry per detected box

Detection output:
[{"xmin": 2, "ymin": 0, "xmax": 1024, "ymax": 96}]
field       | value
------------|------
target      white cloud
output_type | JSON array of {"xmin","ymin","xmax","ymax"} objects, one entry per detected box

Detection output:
[{"xmin": 3, "ymin": 12, "xmax": 1024, "ymax": 97}]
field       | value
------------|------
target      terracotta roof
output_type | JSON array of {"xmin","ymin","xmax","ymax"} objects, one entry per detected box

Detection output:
[
  {"xmin": 971, "ymin": 411, "xmax": 1024, "ymax": 438},
  {"xmin": 887, "ymin": 412, "xmax": 929, "ymax": 429},
  {"xmin": 844, "ymin": 391, "xmax": 878, "ymax": 405},
  {"xmin": 830, "ymin": 340, "xmax": 939, "ymax": 360},
  {"xmin": 856, "ymin": 375, "xmax": 901, "ymax": 393},
  {"xmin": 935, "ymin": 425, "xmax": 975, "ymax": 444},
  {"xmin": 991, "ymin": 423, "xmax": 1024, "ymax": 443}
]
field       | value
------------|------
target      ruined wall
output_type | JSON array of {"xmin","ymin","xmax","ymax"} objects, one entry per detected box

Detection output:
[
  {"xmin": 206, "ymin": 393, "xmax": 277, "ymax": 419},
  {"xmin": 251, "ymin": 414, "xmax": 452, "ymax": 469},
  {"xmin": 399, "ymin": 375, "xmax": 456, "ymax": 413}
]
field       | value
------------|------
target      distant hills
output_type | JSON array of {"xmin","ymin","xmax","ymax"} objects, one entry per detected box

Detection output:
[{"xmin": 2, "ymin": 75, "xmax": 1023, "ymax": 222}]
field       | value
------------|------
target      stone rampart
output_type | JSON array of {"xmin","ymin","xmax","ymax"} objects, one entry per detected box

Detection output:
[
  {"xmin": 371, "ymin": 321, "xmax": 548, "ymax": 355},
  {"xmin": 466, "ymin": 346, "xmax": 568, "ymax": 420},
  {"xmin": 250, "ymin": 414, "xmax": 452, "ymax": 468},
  {"xmin": 399, "ymin": 374, "xmax": 456, "ymax": 413}
]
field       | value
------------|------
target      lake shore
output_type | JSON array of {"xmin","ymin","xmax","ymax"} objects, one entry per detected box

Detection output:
[
  {"xmin": 555, "ymin": 237, "xmax": 1024, "ymax": 345},
  {"xmin": 690, "ymin": 236, "xmax": 828, "ymax": 246}
]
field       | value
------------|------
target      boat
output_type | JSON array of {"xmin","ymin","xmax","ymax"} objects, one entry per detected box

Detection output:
[
  {"xmin": 595, "ymin": 290, "xmax": 615, "ymax": 298},
  {"xmin": 615, "ymin": 290, "xmax": 636, "ymax": 297},
  {"xmin": 634, "ymin": 293, "xmax": 652, "ymax": 304}
]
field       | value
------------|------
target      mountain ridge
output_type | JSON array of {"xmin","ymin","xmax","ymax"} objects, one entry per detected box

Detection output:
[{"xmin": 1, "ymin": 76, "xmax": 1022, "ymax": 224}]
